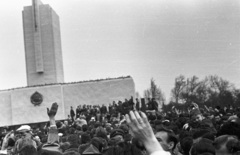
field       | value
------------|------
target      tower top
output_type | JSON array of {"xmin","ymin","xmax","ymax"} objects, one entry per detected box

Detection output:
[
  {"xmin": 32, "ymin": 0, "xmax": 43, "ymax": 31},
  {"xmin": 23, "ymin": 0, "xmax": 64, "ymax": 86}
]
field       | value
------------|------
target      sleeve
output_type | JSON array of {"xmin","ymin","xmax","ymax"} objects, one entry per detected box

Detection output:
[
  {"xmin": 47, "ymin": 125, "xmax": 59, "ymax": 144},
  {"xmin": 150, "ymin": 150, "xmax": 171, "ymax": 155},
  {"xmin": 12, "ymin": 139, "xmax": 19, "ymax": 154}
]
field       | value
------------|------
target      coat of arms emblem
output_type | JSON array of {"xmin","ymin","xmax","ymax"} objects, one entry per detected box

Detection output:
[{"xmin": 31, "ymin": 91, "xmax": 43, "ymax": 106}]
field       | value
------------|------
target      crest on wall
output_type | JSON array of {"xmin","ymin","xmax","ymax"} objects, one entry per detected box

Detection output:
[{"xmin": 31, "ymin": 91, "xmax": 43, "ymax": 106}]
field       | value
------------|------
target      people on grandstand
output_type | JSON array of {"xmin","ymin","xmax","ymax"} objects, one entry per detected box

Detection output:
[{"xmin": 70, "ymin": 106, "xmax": 75, "ymax": 122}]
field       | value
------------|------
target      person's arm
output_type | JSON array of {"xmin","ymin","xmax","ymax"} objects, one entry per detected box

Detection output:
[
  {"xmin": 204, "ymin": 105, "xmax": 210, "ymax": 112},
  {"xmin": 125, "ymin": 111, "xmax": 170, "ymax": 155},
  {"xmin": 1, "ymin": 131, "xmax": 12, "ymax": 150},
  {"xmin": 47, "ymin": 102, "xmax": 59, "ymax": 144}
]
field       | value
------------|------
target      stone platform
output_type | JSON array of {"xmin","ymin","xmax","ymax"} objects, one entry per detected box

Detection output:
[{"xmin": 0, "ymin": 77, "xmax": 135, "ymax": 126}]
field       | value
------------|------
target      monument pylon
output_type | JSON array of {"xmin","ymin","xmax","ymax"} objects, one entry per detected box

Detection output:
[{"xmin": 23, "ymin": 0, "xmax": 64, "ymax": 86}]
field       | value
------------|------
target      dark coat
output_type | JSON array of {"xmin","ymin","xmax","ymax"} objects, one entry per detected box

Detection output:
[{"xmin": 70, "ymin": 109, "xmax": 75, "ymax": 117}]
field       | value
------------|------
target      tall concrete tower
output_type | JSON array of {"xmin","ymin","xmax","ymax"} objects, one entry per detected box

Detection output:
[{"xmin": 23, "ymin": 0, "xmax": 64, "ymax": 86}]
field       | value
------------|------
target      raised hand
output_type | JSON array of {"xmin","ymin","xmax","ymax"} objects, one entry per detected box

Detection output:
[
  {"xmin": 192, "ymin": 102, "xmax": 199, "ymax": 109},
  {"xmin": 47, "ymin": 102, "xmax": 58, "ymax": 118},
  {"xmin": 1, "ymin": 131, "xmax": 13, "ymax": 150},
  {"xmin": 125, "ymin": 111, "xmax": 167, "ymax": 154},
  {"xmin": 126, "ymin": 111, "xmax": 155, "ymax": 141}
]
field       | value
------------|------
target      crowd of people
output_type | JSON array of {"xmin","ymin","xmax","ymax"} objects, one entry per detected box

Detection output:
[{"xmin": 0, "ymin": 97, "xmax": 240, "ymax": 155}]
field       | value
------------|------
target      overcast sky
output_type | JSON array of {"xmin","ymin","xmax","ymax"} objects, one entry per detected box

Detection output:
[{"xmin": 0, "ymin": 0, "xmax": 239, "ymax": 101}]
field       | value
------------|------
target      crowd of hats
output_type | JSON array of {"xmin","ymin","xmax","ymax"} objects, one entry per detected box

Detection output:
[{"xmin": 1, "ymin": 102, "xmax": 240, "ymax": 155}]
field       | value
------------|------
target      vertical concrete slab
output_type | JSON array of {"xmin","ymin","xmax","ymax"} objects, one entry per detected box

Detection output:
[{"xmin": 0, "ymin": 91, "xmax": 12, "ymax": 126}]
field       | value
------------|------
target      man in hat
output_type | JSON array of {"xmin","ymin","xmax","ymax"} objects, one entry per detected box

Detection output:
[
  {"xmin": 13, "ymin": 125, "xmax": 38, "ymax": 155},
  {"xmin": 108, "ymin": 129, "xmax": 125, "ymax": 146}
]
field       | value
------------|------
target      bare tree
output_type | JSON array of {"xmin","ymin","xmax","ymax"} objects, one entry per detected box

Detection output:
[
  {"xmin": 205, "ymin": 75, "xmax": 234, "ymax": 107},
  {"xmin": 144, "ymin": 78, "xmax": 165, "ymax": 106},
  {"xmin": 171, "ymin": 75, "xmax": 186, "ymax": 104},
  {"xmin": 170, "ymin": 74, "xmax": 236, "ymax": 108},
  {"xmin": 135, "ymin": 91, "xmax": 141, "ymax": 99},
  {"xmin": 144, "ymin": 89, "xmax": 151, "ymax": 98}
]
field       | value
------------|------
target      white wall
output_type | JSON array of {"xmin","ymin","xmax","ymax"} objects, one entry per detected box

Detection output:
[{"xmin": 0, "ymin": 77, "xmax": 135, "ymax": 126}]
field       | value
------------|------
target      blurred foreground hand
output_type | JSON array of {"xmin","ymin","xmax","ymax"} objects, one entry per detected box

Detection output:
[{"xmin": 125, "ymin": 111, "xmax": 170, "ymax": 155}]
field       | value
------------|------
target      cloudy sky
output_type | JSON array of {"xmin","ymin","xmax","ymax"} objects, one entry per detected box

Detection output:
[{"xmin": 0, "ymin": 0, "xmax": 239, "ymax": 101}]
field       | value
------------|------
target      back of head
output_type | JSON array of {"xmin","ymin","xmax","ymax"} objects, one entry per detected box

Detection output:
[
  {"xmin": 226, "ymin": 137, "xmax": 240, "ymax": 154},
  {"xmin": 19, "ymin": 145, "xmax": 37, "ymax": 155},
  {"xmin": 67, "ymin": 134, "xmax": 79, "ymax": 148},
  {"xmin": 95, "ymin": 127, "xmax": 107, "ymax": 140},
  {"xmin": 81, "ymin": 132, "xmax": 91, "ymax": 144},
  {"xmin": 218, "ymin": 121, "xmax": 240, "ymax": 139},
  {"xmin": 60, "ymin": 142, "xmax": 71, "ymax": 152},
  {"xmin": 190, "ymin": 138, "xmax": 215, "ymax": 155},
  {"xmin": 214, "ymin": 135, "xmax": 229, "ymax": 151},
  {"xmin": 123, "ymin": 143, "xmax": 144, "ymax": 155},
  {"xmin": 192, "ymin": 129, "xmax": 210, "ymax": 140},
  {"xmin": 94, "ymin": 122, "xmax": 101, "ymax": 128},
  {"xmin": 180, "ymin": 137, "xmax": 193, "ymax": 155},
  {"xmin": 103, "ymin": 145, "xmax": 123, "ymax": 155},
  {"xmin": 214, "ymin": 135, "xmax": 240, "ymax": 155},
  {"xmin": 202, "ymin": 132, "xmax": 215, "ymax": 141},
  {"xmin": 18, "ymin": 137, "xmax": 37, "ymax": 155},
  {"xmin": 82, "ymin": 124, "xmax": 88, "ymax": 132}
]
